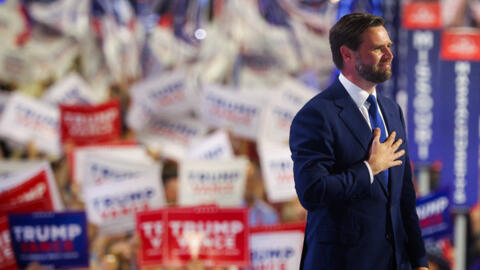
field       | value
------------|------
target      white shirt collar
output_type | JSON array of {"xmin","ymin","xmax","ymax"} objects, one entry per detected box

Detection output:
[{"xmin": 338, "ymin": 73, "xmax": 377, "ymax": 109}]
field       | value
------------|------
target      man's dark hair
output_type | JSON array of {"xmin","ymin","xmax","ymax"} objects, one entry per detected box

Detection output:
[{"xmin": 329, "ymin": 13, "xmax": 385, "ymax": 70}]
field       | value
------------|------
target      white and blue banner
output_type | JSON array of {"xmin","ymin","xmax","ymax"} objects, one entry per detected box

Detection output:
[
  {"xmin": 8, "ymin": 211, "xmax": 89, "ymax": 269},
  {"xmin": 436, "ymin": 61, "xmax": 480, "ymax": 208},
  {"xmin": 405, "ymin": 29, "xmax": 441, "ymax": 164},
  {"xmin": 402, "ymin": 2, "xmax": 442, "ymax": 164},
  {"xmin": 416, "ymin": 189, "xmax": 451, "ymax": 241}
]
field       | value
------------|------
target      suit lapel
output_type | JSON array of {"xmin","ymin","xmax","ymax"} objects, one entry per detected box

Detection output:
[{"xmin": 334, "ymin": 84, "xmax": 372, "ymax": 152}]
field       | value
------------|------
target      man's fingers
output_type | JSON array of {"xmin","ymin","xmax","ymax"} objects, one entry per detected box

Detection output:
[
  {"xmin": 390, "ymin": 160, "xmax": 403, "ymax": 167},
  {"xmin": 392, "ymin": 138, "xmax": 403, "ymax": 150},
  {"xmin": 386, "ymin": 131, "xmax": 396, "ymax": 145},
  {"xmin": 373, "ymin": 128, "xmax": 381, "ymax": 141},
  {"xmin": 394, "ymin": 149, "xmax": 405, "ymax": 159}
]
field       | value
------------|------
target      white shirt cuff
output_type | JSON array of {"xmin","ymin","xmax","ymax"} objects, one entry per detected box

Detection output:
[{"xmin": 363, "ymin": 161, "xmax": 374, "ymax": 184}]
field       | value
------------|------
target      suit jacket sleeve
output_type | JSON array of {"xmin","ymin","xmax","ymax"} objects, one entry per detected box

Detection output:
[{"xmin": 289, "ymin": 100, "xmax": 372, "ymax": 211}]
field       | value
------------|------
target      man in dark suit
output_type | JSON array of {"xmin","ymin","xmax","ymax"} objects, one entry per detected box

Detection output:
[{"xmin": 289, "ymin": 13, "xmax": 429, "ymax": 270}]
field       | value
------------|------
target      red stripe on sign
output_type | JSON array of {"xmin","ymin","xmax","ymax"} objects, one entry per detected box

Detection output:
[
  {"xmin": 441, "ymin": 29, "xmax": 480, "ymax": 61},
  {"xmin": 402, "ymin": 2, "xmax": 442, "ymax": 30}
]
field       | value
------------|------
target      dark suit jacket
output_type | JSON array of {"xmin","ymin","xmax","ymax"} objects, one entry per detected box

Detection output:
[{"xmin": 289, "ymin": 79, "xmax": 428, "ymax": 270}]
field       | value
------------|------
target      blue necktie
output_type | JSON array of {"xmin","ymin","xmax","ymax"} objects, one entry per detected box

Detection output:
[{"xmin": 367, "ymin": 95, "xmax": 389, "ymax": 188}]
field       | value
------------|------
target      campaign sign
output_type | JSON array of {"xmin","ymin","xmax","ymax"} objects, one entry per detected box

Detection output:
[
  {"xmin": 179, "ymin": 158, "xmax": 248, "ymax": 207},
  {"xmin": 137, "ymin": 116, "xmax": 208, "ymax": 161},
  {"xmin": 0, "ymin": 217, "xmax": 16, "ymax": 270},
  {"xmin": 403, "ymin": 2, "xmax": 442, "ymax": 164},
  {"xmin": 0, "ymin": 160, "xmax": 63, "ymax": 206},
  {"xmin": 416, "ymin": 190, "xmax": 451, "ymax": 241},
  {"xmin": 84, "ymin": 177, "xmax": 165, "ymax": 234},
  {"xmin": 60, "ymin": 99, "xmax": 121, "ymax": 145},
  {"xmin": 165, "ymin": 206, "xmax": 249, "ymax": 267},
  {"xmin": 186, "ymin": 129, "xmax": 234, "ymax": 160},
  {"xmin": 436, "ymin": 30, "xmax": 480, "ymax": 208},
  {"xmin": 259, "ymin": 80, "xmax": 315, "ymax": 144},
  {"xmin": 70, "ymin": 142, "xmax": 153, "ymax": 184},
  {"xmin": 0, "ymin": 199, "xmax": 54, "ymax": 270},
  {"xmin": 0, "ymin": 161, "xmax": 63, "ymax": 210},
  {"xmin": 80, "ymin": 153, "xmax": 160, "ymax": 188},
  {"xmin": 248, "ymin": 222, "xmax": 305, "ymax": 270},
  {"xmin": 42, "ymin": 72, "xmax": 97, "ymax": 106},
  {"xmin": 258, "ymin": 142, "xmax": 296, "ymax": 203},
  {"xmin": 0, "ymin": 170, "xmax": 61, "ymax": 212},
  {"xmin": 200, "ymin": 85, "xmax": 265, "ymax": 140},
  {"xmin": 127, "ymin": 70, "xmax": 195, "ymax": 130},
  {"xmin": 136, "ymin": 209, "xmax": 166, "ymax": 266},
  {"xmin": 8, "ymin": 212, "xmax": 88, "ymax": 269},
  {"xmin": 0, "ymin": 93, "xmax": 61, "ymax": 157}
]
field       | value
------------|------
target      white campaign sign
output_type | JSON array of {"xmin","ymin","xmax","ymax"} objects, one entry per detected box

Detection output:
[
  {"xmin": 137, "ymin": 116, "xmax": 208, "ymax": 161},
  {"xmin": 0, "ymin": 93, "xmax": 61, "ymax": 157},
  {"xmin": 0, "ymin": 160, "xmax": 63, "ymax": 210},
  {"xmin": 186, "ymin": 129, "xmax": 233, "ymax": 160},
  {"xmin": 258, "ymin": 141, "xmax": 296, "ymax": 203},
  {"xmin": 80, "ymin": 154, "xmax": 162, "ymax": 190},
  {"xmin": 42, "ymin": 72, "xmax": 97, "ymax": 105},
  {"xmin": 249, "ymin": 231, "xmax": 304, "ymax": 270},
  {"xmin": 200, "ymin": 85, "xmax": 265, "ymax": 140},
  {"xmin": 84, "ymin": 176, "xmax": 165, "ymax": 234},
  {"xmin": 179, "ymin": 158, "xmax": 248, "ymax": 207},
  {"xmin": 72, "ymin": 144, "xmax": 154, "ymax": 184},
  {"xmin": 127, "ymin": 70, "xmax": 195, "ymax": 130},
  {"xmin": 259, "ymin": 79, "xmax": 316, "ymax": 144}
]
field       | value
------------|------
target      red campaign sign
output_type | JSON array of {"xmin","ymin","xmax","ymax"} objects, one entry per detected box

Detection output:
[
  {"xmin": 0, "ymin": 199, "xmax": 53, "ymax": 270},
  {"xmin": 137, "ymin": 206, "xmax": 249, "ymax": 267},
  {"xmin": 0, "ymin": 217, "xmax": 16, "ymax": 270},
  {"xmin": 165, "ymin": 207, "xmax": 249, "ymax": 267},
  {"xmin": 0, "ymin": 171, "xmax": 55, "ymax": 211},
  {"xmin": 402, "ymin": 2, "xmax": 442, "ymax": 30},
  {"xmin": 441, "ymin": 29, "xmax": 480, "ymax": 61},
  {"xmin": 136, "ymin": 209, "xmax": 166, "ymax": 267},
  {"xmin": 60, "ymin": 100, "xmax": 122, "ymax": 145}
]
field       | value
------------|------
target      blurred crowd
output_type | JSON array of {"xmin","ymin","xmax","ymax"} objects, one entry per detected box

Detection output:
[
  {"xmin": 2, "ymin": 0, "xmax": 480, "ymax": 269},
  {"xmin": 1, "ymin": 0, "xmax": 326, "ymax": 269}
]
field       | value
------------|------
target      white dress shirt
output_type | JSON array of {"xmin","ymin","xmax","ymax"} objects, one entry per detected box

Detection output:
[{"xmin": 338, "ymin": 73, "xmax": 389, "ymax": 184}]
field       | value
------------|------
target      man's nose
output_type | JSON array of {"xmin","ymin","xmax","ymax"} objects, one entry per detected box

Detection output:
[{"xmin": 383, "ymin": 47, "xmax": 393, "ymax": 60}]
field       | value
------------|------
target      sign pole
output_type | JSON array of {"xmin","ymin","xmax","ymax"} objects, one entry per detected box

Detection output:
[{"xmin": 454, "ymin": 212, "xmax": 467, "ymax": 270}]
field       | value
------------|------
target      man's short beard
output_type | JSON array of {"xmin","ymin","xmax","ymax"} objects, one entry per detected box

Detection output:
[{"xmin": 355, "ymin": 58, "xmax": 392, "ymax": 84}]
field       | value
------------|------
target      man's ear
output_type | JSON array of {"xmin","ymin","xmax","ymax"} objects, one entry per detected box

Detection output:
[{"xmin": 340, "ymin": 45, "xmax": 354, "ymax": 64}]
